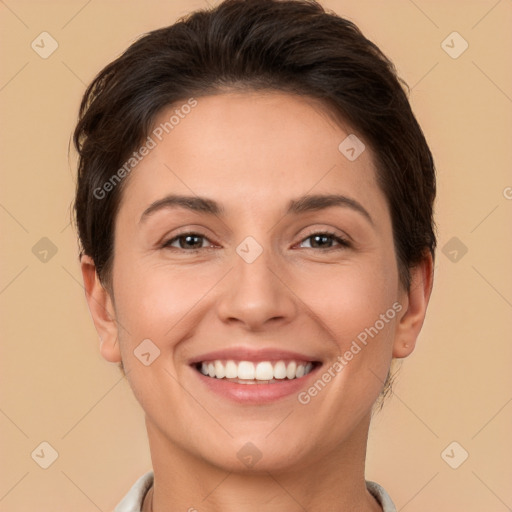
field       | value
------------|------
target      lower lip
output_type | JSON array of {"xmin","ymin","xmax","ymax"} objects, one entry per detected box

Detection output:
[{"xmin": 192, "ymin": 364, "xmax": 322, "ymax": 404}]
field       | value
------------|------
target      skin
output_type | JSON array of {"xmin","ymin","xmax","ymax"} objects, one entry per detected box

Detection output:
[{"xmin": 81, "ymin": 91, "xmax": 433, "ymax": 512}]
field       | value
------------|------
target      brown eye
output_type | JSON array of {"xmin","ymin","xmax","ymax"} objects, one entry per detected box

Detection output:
[
  {"xmin": 299, "ymin": 232, "xmax": 350, "ymax": 250},
  {"xmin": 163, "ymin": 233, "xmax": 210, "ymax": 251}
]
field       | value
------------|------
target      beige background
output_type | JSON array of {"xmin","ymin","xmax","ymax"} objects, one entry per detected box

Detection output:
[{"xmin": 1, "ymin": 0, "xmax": 511, "ymax": 510}]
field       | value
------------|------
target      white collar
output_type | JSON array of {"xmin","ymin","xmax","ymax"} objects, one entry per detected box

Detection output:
[{"xmin": 114, "ymin": 471, "xmax": 397, "ymax": 512}]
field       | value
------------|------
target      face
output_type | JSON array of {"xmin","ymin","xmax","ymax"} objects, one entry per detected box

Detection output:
[{"xmin": 85, "ymin": 91, "xmax": 427, "ymax": 472}]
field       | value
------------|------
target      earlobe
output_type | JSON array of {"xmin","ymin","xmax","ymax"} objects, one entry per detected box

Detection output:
[
  {"xmin": 80, "ymin": 255, "xmax": 122, "ymax": 363},
  {"xmin": 392, "ymin": 252, "xmax": 434, "ymax": 359}
]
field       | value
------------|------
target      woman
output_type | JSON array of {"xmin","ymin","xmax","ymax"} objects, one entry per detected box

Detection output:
[{"xmin": 73, "ymin": 0, "xmax": 436, "ymax": 510}]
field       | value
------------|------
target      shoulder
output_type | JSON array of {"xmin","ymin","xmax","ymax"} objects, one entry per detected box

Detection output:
[
  {"xmin": 366, "ymin": 480, "xmax": 397, "ymax": 512},
  {"xmin": 113, "ymin": 471, "xmax": 154, "ymax": 512}
]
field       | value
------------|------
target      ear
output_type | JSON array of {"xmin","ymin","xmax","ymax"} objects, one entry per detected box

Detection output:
[
  {"xmin": 80, "ymin": 255, "xmax": 121, "ymax": 363},
  {"xmin": 393, "ymin": 252, "xmax": 434, "ymax": 358}
]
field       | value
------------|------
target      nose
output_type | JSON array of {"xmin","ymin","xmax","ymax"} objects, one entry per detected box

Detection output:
[{"xmin": 215, "ymin": 243, "xmax": 298, "ymax": 331}]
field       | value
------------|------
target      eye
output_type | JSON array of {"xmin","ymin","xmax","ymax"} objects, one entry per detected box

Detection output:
[
  {"xmin": 298, "ymin": 231, "xmax": 351, "ymax": 250},
  {"xmin": 161, "ymin": 230, "xmax": 351, "ymax": 252},
  {"xmin": 162, "ymin": 232, "xmax": 213, "ymax": 251}
]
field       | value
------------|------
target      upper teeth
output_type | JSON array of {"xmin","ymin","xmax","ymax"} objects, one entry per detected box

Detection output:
[{"xmin": 199, "ymin": 360, "xmax": 314, "ymax": 380}]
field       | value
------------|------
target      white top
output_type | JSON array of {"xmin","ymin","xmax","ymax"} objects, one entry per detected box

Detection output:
[{"xmin": 114, "ymin": 471, "xmax": 397, "ymax": 511}]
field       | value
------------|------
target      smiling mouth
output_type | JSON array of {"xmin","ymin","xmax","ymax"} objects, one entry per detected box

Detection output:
[{"xmin": 193, "ymin": 359, "xmax": 321, "ymax": 384}]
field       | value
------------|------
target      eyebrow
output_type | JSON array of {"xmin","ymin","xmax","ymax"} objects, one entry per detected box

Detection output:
[
  {"xmin": 140, "ymin": 193, "xmax": 374, "ymax": 226},
  {"xmin": 287, "ymin": 194, "xmax": 373, "ymax": 225},
  {"xmin": 140, "ymin": 195, "xmax": 224, "ymax": 221}
]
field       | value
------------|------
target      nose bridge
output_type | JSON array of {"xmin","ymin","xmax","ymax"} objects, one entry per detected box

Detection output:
[{"xmin": 215, "ymin": 234, "xmax": 296, "ymax": 329}]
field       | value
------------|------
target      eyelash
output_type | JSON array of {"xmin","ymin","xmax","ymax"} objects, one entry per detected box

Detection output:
[{"xmin": 161, "ymin": 230, "xmax": 351, "ymax": 252}]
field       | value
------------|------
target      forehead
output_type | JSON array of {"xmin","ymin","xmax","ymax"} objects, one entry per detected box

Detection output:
[{"xmin": 117, "ymin": 91, "xmax": 388, "ymax": 224}]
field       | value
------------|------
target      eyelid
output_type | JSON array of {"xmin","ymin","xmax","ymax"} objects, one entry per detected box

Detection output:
[{"xmin": 294, "ymin": 222, "xmax": 352, "ymax": 241}]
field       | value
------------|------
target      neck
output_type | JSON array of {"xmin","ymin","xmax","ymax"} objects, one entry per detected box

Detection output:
[{"xmin": 144, "ymin": 413, "xmax": 382, "ymax": 512}]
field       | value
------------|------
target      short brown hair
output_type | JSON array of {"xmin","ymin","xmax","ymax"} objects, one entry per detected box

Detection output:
[
  {"xmin": 73, "ymin": 0, "xmax": 436, "ymax": 293},
  {"xmin": 73, "ymin": 0, "xmax": 437, "ymax": 401}
]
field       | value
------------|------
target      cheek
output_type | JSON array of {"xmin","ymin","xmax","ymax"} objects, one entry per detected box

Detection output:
[
  {"xmin": 113, "ymin": 246, "xmax": 399, "ymax": 350},
  {"xmin": 112, "ymin": 257, "xmax": 217, "ymax": 350},
  {"xmin": 291, "ymin": 253, "xmax": 400, "ymax": 404},
  {"xmin": 294, "ymin": 254, "xmax": 399, "ymax": 342}
]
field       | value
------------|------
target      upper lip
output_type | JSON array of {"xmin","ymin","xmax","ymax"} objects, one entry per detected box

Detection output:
[{"xmin": 189, "ymin": 347, "xmax": 322, "ymax": 365}]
